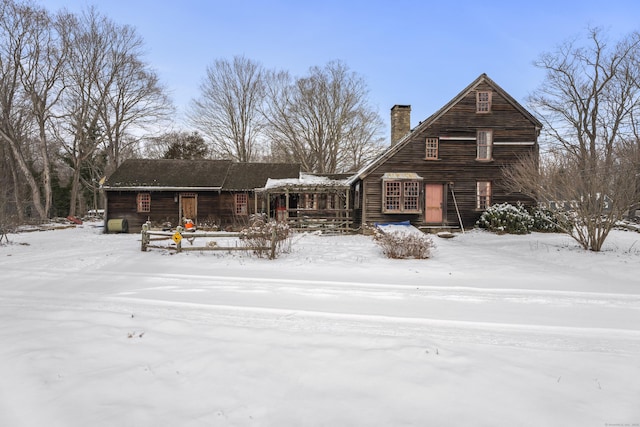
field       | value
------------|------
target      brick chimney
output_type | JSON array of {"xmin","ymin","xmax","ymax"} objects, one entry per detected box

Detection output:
[{"xmin": 390, "ymin": 105, "xmax": 411, "ymax": 146}]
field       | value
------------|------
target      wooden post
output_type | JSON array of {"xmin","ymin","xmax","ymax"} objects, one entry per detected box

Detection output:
[
  {"xmin": 285, "ymin": 189, "xmax": 290, "ymax": 226},
  {"xmin": 270, "ymin": 227, "xmax": 277, "ymax": 260},
  {"xmin": 266, "ymin": 192, "xmax": 270, "ymax": 221},
  {"xmin": 345, "ymin": 188, "xmax": 350, "ymax": 231},
  {"xmin": 141, "ymin": 222, "xmax": 149, "ymax": 251},
  {"xmin": 254, "ymin": 191, "xmax": 258, "ymax": 217},
  {"xmin": 361, "ymin": 180, "xmax": 367, "ymax": 225},
  {"xmin": 450, "ymin": 185, "xmax": 465, "ymax": 234},
  {"xmin": 176, "ymin": 225, "xmax": 183, "ymax": 253}
]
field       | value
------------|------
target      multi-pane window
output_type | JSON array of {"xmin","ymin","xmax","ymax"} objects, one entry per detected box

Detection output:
[
  {"xmin": 302, "ymin": 193, "xmax": 318, "ymax": 209},
  {"xmin": 403, "ymin": 181, "xmax": 420, "ymax": 211},
  {"xmin": 476, "ymin": 181, "xmax": 491, "ymax": 210},
  {"xmin": 136, "ymin": 193, "xmax": 150, "ymax": 213},
  {"xmin": 476, "ymin": 91, "xmax": 492, "ymax": 113},
  {"xmin": 477, "ymin": 130, "xmax": 493, "ymax": 160},
  {"xmin": 384, "ymin": 182, "xmax": 401, "ymax": 212},
  {"xmin": 426, "ymin": 137, "xmax": 439, "ymax": 160},
  {"xmin": 235, "ymin": 193, "xmax": 248, "ymax": 215},
  {"xmin": 383, "ymin": 180, "xmax": 421, "ymax": 213},
  {"xmin": 326, "ymin": 194, "xmax": 341, "ymax": 210}
]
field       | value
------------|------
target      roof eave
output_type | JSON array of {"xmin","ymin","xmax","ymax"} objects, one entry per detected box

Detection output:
[{"xmin": 102, "ymin": 186, "xmax": 223, "ymax": 191}]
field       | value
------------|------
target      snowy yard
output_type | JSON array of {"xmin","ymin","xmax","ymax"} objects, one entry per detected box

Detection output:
[{"xmin": 1, "ymin": 222, "xmax": 639, "ymax": 427}]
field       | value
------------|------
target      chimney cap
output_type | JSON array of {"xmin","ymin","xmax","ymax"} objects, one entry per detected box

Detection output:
[{"xmin": 391, "ymin": 104, "xmax": 411, "ymax": 110}]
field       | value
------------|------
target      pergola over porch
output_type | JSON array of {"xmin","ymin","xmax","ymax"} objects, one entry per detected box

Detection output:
[{"xmin": 255, "ymin": 173, "xmax": 354, "ymax": 233}]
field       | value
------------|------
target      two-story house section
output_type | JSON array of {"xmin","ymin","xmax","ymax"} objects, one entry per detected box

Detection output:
[{"xmin": 349, "ymin": 73, "xmax": 542, "ymax": 231}]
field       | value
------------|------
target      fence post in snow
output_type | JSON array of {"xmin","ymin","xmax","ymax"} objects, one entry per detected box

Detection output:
[
  {"xmin": 141, "ymin": 222, "xmax": 149, "ymax": 251},
  {"xmin": 270, "ymin": 228, "xmax": 277, "ymax": 260},
  {"xmin": 176, "ymin": 226, "xmax": 183, "ymax": 253}
]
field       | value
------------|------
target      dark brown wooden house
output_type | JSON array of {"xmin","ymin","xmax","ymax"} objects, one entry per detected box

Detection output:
[
  {"xmin": 102, "ymin": 159, "xmax": 300, "ymax": 232},
  {"xmin": 349, "ymin": 73, "xmax": 542, "ymax": 231}
]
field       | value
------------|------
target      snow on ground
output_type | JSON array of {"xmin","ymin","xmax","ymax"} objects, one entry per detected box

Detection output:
[{"xmin": 1, "ymin": 222, "xmax": 639, "ymax": 427}]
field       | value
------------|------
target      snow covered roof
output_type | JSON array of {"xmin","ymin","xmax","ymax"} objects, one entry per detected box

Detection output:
[
  {"xmin": 103, "ymin": 159, "xmax": 300, "ymax": 191},
  {"xmin": 381, "ymin": 172, "xmax": 423, "ymax": 180},
  {"xmin": 263, "ymin": 172, "xmax": 352, "ymax": 191}
]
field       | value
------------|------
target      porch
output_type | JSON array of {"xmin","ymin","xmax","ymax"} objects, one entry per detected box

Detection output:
[{"xmin": 256, "ymin": 174, "xmax": 354, "ymax": 233}]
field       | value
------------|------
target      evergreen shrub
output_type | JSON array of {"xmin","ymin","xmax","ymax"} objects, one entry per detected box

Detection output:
[{"xmin": 476, "ymin": 202, "xmax": 533, "ymax": 234}]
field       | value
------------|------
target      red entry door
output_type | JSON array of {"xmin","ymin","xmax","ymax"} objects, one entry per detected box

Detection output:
[{"xmin": 425, "ymin": 184, "xmax": 443, "ymax": 223}]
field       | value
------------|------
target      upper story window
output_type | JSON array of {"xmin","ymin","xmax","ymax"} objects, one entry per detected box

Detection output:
[
  {"xmin": 476, "ymin": 91, "xmax": 492, "ymax": 113},
  {"xmin": 382, "ymin": 174, "xmax": 422, "ymax": 214},
  {"xmin": 477, "ymin": 130, "xmax": 493, "ymax": 161},
  {"xmin": 235, "ymin": 193, "xmax": 248, "ymax": 215},
  {"xmin": 136, "ymin": 193, "xmax": 151, "ymax": 213},
  {"xmin": 426, "ymin": 137, "xmax": 439, "ymax": 160}
]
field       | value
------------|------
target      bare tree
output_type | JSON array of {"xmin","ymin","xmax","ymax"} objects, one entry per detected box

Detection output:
[
  {"xmin": 58, "ymin": 7, "xmax": 170, "ymax": 216},
  {"xmin": 505, "ymin": 151, "xmax": 637, "ymax": 251},
  {"xmin": 341, "ymin": 108, "xmax": 386, "ymax": 172},
  {"xmin": 507, "ymin": 27, "xmax": 640, "ymax": 251},
  {"xmin": 19, "ymin": 6, "xmax": 69, "ymax": 218},
  {"xmin": 0, "ymin": 0, "xmax": 66, "ymax": 220},
  {"xmin": 624, "ymin": 109, "xmax": 640, "ymax": 217},
  {"xmin": 0, "ymin": 0, "xmax": 30, "ymax": 222},
  {"xmin": 263, "ymin": 60, "xmax": 384, "ymax": 174},
  {"xmin": 0, "ymin": 1, "xmax": 173, "ymax": 220},
  {"xmin": 56, "ymin": 7, "xmax": 110, "ymax": 216},
  {"xmin": 188, "ymin": 55, "xmax": 266, "ymax": 162},
  {"xmin": 99, "ymin": 43, "xmax": 173, "ymax": 177}
]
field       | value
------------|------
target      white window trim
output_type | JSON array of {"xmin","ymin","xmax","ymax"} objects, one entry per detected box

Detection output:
[
  {"xmin": 136, "ymin": 193, "xmax": 151, "ymax": 213},
  {"xmin": 382, "ymin": 179, "xmax": 422, "ymax": 214},
  {"xmin": 476, "ymin": 181, "xmax": 492, "ymax": 210},
  {"xmin": 426, "ymin": 137, "xmax": 439, "ymax": 160},
  {"xmin": 476, "ymin": 130, "xmax": 493, "ymax": 161},
  {"xmin": 476, "ymin": 91, "xmax": 492, "ymax": 113},
  {"xmin": 235, "ymin": 193, "xmax": 248, "ymax": 215},
  {"xmin": 492, "ymin": 141, "xmax": 535, "ymax": 146},
  {"xmin": 439, "ymin": 136, "xmax": 476, "ymax": 140}
]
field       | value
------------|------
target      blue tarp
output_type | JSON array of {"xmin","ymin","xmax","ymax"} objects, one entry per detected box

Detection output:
[{"xmin": 373, "ymin": 220, "xmax": 411, "ymax": 227}]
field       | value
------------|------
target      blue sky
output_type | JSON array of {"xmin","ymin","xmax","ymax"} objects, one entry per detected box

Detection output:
[{"xmin": 43, "ymin": 0, "xmax": 640, "ymax": 137}]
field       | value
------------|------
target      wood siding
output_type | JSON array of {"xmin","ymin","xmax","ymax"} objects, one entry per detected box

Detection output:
[
  {"xmin": 105, "ymin": 190, "xmax": 258, "ymax": 232},
  {"xmin": 362, "ymin": 82, "xmax": 538, "ymax": 229}
]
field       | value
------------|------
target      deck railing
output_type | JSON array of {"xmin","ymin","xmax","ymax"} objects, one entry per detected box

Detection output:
[{"xmin": 281, "ymin": 208, "xmax": 354, "ymax": 232}]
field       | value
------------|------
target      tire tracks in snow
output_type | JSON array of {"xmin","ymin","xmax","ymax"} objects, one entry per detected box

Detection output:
[
  {"xmin": 109, "ymin": 296, "xmax": 640, "ymax": 355},
  {"xmin": 1, "ymin": 269, "xmax": 639, "ymax": 356}
]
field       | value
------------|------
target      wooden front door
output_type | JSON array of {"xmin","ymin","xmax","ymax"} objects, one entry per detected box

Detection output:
[
  {"xmin": 180, "ymin": 193, "xmax": 197, "ymax": 222},
  {"xmin": 425, "ymin": 184, "xmax": 443, "ymax": 223}
]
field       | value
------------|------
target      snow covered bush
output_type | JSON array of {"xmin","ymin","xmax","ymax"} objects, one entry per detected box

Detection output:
[
  {"xmin": 239, "ymin": 219, "xmax": 291, "ymax": 259},
  {"xmin": 529, "ymin": 206, "xmax": 569, "ymax": 233},
  {"xmin": 373, "ymin": 229, "xmax": 435, "ymax": 259},
  {"xmin": 476, "ymin": 202, "xmax": 534, "ymax": 234}
]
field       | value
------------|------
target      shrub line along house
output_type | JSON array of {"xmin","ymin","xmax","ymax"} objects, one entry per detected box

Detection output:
[{"xmin": 102, "ymin": 74, "xmax": 541, "ymax": 233}]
